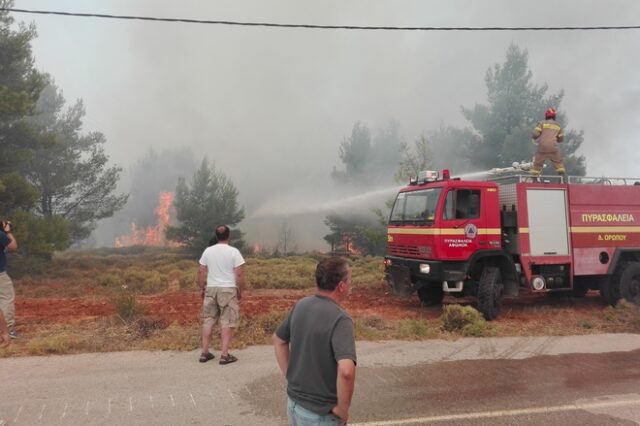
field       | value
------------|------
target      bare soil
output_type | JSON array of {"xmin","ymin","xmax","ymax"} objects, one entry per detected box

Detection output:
[{"xmin": 15, "ymin": 286, "xmax": 612, "ymax": 334}]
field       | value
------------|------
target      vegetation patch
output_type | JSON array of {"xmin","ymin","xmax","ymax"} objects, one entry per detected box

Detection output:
[
  {"xmin": 26, "ymin": 334, "xmax": 73, "ymax": 355},
  {"xmin": 603, "ymin": 299, "xmax": 640, "ymax": 332},
  {"xmin": 142, "ymin": 323, "xmax": 200, "ymax": 351},
  {"xmin": 247, "ymin": 257, "xmax": 317, "ymax": 289},
  {"xmin": 440, "ymin": 304, "xmax": 497, "ymax": 337},
  {"xmin": 110, "ymin": 286, "xmax": 146, "ymax": 322},
  {"xmin": 395, "ymin": 317, "xmax": 436, "ymax": 339},
  {"xmin": 354, "ymin": 315, "xmax": 388, "ymax": 339}
]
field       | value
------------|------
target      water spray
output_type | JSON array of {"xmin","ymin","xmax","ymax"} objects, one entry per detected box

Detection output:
[{"xmin": 249, "ymin": 185, "xmax": 402, "ymax": 218}]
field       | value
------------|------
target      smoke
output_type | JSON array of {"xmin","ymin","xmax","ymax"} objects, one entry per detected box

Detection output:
[
  {"xmin": 21, "ymin": 0, "xmax": 640, "ymax": 250},
  {"xmin": 250, "ymin": 185, "xmax": 400, "ymax": 218}
]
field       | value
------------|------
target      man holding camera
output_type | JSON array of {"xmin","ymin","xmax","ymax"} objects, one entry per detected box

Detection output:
[{"xmin": 0, "ymin": 220, "xmax": 18, "ymax": 339}]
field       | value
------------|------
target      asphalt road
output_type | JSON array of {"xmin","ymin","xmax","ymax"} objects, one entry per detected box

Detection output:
[{"xmin": 1, "ymin": 334, "xmax": 640, "ymax": 425}]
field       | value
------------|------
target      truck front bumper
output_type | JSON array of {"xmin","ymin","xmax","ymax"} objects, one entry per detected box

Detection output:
[{"xmin": 384, "ymin": 256, "xmax": 466, "ymax": 296}]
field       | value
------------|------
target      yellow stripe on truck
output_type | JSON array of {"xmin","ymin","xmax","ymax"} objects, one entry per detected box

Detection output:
[
  {"xmin": 388, "ymin": 228, "xmax": 501, "ymax": 236},
  {"xmin": 570, "ymin": 226, "xmax": 640, "ymax": 233}
]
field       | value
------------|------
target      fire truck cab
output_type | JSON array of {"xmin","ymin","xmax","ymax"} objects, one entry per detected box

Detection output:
[{"xmin": 384, "ymin": 169, "xmax": 640, "ymax": 320}]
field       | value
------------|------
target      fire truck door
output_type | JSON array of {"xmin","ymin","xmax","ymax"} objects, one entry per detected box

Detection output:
[{"xmin": 526, "ymin": 189, "xmax": 570, "ymax": 255}]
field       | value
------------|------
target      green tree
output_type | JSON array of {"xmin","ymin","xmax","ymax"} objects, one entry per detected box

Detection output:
[
  {"xmin": 25, "ymin": 83, "xmax": 128, "ymax": 242},
  {"xmin": 331, "ymin": 121, "xmax": 403, "ymax": 186},
  {"xmin": 331, "ymin": 122, "xmax": 372, "ymax": 185},
  {"xmin": 459, "ymin": 44, "xmax": 586, "ymax": 175},
  {"xmin": 0, "ymin": 2, "xmax": 71, "ymax": 257},
  {"xmin": 0, "ymin": 0, "xmax": 45, "ymax": 216},
  {"xmin": 324, "ymin": 213, "xmax": 386, "ymax": 256},
  {"xmin": 166, "ymin": 158, "xmax": 245, "ymax": 254},
  {"xmin": 395, "ymin": 134, "xmax": 433, "ymax": 183}
]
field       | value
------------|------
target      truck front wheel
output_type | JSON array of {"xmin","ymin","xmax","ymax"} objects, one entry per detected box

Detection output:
[
  {"xmin": 417, "ymin": 285, "xmax": 444, "ymax": 306},
  {"xmin": 619, "ymin": 262, "xmax": 640, "ymax": 305},
  {"xmin": 477, "ymin": 266, "xmax": 503, "ymax": 321}
]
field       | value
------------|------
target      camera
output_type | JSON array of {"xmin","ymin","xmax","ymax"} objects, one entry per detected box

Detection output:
[{"xmin": 1, "ymin": 221, "xmax": 12, "ymax": 232}]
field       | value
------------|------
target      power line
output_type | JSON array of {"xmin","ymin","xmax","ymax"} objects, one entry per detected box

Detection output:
[{"xmin": 3, "ymin": 7, "xmax": 640, "ymax": 31}]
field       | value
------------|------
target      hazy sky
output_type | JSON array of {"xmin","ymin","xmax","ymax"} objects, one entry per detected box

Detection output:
[{"xmin": 10, "ymin": 0, "xmax": 640, "ymax": 249}]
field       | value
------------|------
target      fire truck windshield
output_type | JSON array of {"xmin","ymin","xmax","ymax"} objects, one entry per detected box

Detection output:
[{"xmin": 389, "ymin": 188, "xmax": 442, "ymax": 224}]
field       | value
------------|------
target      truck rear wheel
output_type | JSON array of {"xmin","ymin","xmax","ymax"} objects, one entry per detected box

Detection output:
[
  {"xmin": 619, "ymin": 262, "xmax": 640, "ymax": 305},
  {"xmin": 477, "ymin": 266, "xmax": 503, "ymax": 321},
  {"xmin": 600, "ymin": 275, "xmax": 622, "ymax": 307},
  {"xmin": 417, "ymin": 285, "xmax": 444, "ymax": 306}
]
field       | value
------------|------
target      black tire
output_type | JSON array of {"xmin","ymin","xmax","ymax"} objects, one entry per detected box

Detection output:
[
  {"xmin": 619, "ymin": 262, "xmax": 640, "ymax": 306},
  {"xmin": 600, "ymin": 275, "xmax": 621, "ymax": 307},
  {"xmin": 477, "ymin": 266, "xmax": 503, "ymax": 321},
  {"xmin": 417, "ymin": 285, "xmax": 444, "ymax": 306}
]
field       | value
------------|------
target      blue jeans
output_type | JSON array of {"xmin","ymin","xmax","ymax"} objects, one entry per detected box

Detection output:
[{"xmin": 287, "ymin": 397, "xmax": 344, "ymax": 426}]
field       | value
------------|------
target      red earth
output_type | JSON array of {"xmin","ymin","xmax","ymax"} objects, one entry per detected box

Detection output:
[{"xmin": 15, "ymin": 286, "xmax": 609, "ymax": 332}]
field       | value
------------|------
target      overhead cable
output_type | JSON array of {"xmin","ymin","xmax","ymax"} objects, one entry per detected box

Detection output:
[{"xmin": 3, "ymin": 8, "xmax": 640, "ymax": 31}]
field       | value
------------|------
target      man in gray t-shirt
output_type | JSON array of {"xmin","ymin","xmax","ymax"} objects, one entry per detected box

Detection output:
[{"xmin": 273, "ymin": 257, "xmax": 357, "ymax": 426}]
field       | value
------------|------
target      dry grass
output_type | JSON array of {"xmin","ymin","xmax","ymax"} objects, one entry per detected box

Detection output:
[
  {"xmin": 4, "ymin": 249, "xmax": 640, "ymax": 358},
  {"xmin": 14, "ymin": 250, "xmax": 383, "ymax": 297}
]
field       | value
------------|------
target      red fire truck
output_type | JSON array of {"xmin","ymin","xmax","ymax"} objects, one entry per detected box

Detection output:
[{"xmin": 384, "ymin": 166, "xmax": 640, "ymax": 320}]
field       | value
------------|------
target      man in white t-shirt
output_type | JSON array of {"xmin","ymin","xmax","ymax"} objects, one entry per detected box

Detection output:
[{"xmin": 198, "ymin": 225, "xmax": 246, "ymax": 364}]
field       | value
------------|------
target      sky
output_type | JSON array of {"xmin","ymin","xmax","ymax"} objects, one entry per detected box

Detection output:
[{"xmin": 9, "ymin": 0, "xmax": 640, "ymax": 250}]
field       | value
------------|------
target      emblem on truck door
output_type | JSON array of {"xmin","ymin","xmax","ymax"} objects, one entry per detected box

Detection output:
[{"xmin": 464, "ymin": 223, "xmax": 478, "ymax": 239}]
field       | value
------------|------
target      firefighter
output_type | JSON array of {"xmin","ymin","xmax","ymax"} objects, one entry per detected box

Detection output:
[{"xmin": 531, "ymin": 107, "xmax": 565, "ymax": 177}]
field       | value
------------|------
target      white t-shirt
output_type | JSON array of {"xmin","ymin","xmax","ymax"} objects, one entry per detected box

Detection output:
[{"xmin": 199, "ymin": 243, "xmax": 245, "ymax": 288}]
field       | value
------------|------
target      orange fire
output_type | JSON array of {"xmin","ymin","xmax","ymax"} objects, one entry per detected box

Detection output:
[
  {"xmin": 340, "ymin": 232, "xmax": 364, "ymax": 256},
  {"xmin": 115, "ymin": 192, "xmax": 180, "ymax": 247}
]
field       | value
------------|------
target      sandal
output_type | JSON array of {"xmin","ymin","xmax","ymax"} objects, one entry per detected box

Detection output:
[
  {"xmin": 199, "ymin": 352, "xmax": 215, "ymax": 363},
  {"xmin": 219, "ymin": 354, "xmax": 238, "ymax": 365}
]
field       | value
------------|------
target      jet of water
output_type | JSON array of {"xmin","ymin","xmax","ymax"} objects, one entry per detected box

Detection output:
[{"xmin": 250, "ymin": 185, "xmax": 402, "ymax": 218}]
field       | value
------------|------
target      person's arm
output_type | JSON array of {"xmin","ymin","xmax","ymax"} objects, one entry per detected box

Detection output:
[
  {"xmin": 234, "ymin": 264, "xmax": 245, "ymax": 301},
  {"xmin": 198, "ymin": 264, "xmax": 207, "ymax": 299},
  {"xmin": 1, "ymin": 223, "xmax": 17, "ymax": 251},
  {"xmin": 0, "ymin": 311, "xmax": 10, "ymax": 347},
  {"xmin": 272, "ymin": 333, "xmax": 289, "ymax": 377},
  {"xmin": 532, "ymin": 122, "xmax": 542, "ymax": 140},
  {"xmin": 331, "ymin": 359, "xmax": 356, "ymax": 424}
]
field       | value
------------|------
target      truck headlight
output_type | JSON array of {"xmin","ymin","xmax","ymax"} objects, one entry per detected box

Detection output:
[
  {"xmin": 419, "ymin": 264, "xmax": 430, "ymax": 274},
  {"xmin": 532, "ymin": 276, "xmax": 545, "ymax": 291}
]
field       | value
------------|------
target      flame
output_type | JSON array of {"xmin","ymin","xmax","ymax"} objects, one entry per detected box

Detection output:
[
  {"xmin": 338, "ymin": 232, "xmax": 364, "ymax": 256},
  {"xmin": 115, "ymin": 191, "xmax": 180, "ymax": 248}
]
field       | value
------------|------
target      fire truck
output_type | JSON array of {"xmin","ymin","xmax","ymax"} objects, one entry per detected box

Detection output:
[{"xmin": 384, "ymin": 163, "xmax": 640, "ymax": 320}]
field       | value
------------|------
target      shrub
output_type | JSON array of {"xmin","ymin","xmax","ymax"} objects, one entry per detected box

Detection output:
[
  {"xmin": 132, "ymin": 316, "xmax": 169, "ymax": 338},
  {"xmin": 255, "ymin": 310, "xmax": 289, "ymax": 335},
  {"xmin": 395, "ymin": 318, "xmax": 435, "ymax": 339},
  {"xmin": 462, "ymin": 321, "xmax": 497, "ymax": 337},
  {"xmin": 97, "ymin": 273, "xmax": 122, "ymax": 287},
  {"xmin": 247, "ymin": 257, "xmax": 316, "ymax": 289},
  {"xmin": 123, "ymin": 267, "xmax": 149, "ymax": 287},
  {"xmin": 27, "ymin": 335, "xmax": 72, "ymax": 355},
  {"xmin": 354, "ymin": 315, "xmax": 388, "ymax": 339},
  {"xmin": 350, "ymin": 257, "xmax": 385, "ymax": 288},
  {"xmin": 110, "ymin": 286, "xmax": 146, "ymax": 322},
  {"xmin": 441, "ymin": 304, "xmax": 486, "ymax": 333},
  {"xmin": 141, "ymin": 272, "xmax": 164, "ymax": 293},
  {"xmin": 577, "ymin": 319, "xmax": 594, "ymax": 329}
]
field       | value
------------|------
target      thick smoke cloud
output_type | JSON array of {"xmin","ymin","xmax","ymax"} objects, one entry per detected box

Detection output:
[{"xmin": 19, "ymin": 0, "xmax": 640, "ymax": 250}]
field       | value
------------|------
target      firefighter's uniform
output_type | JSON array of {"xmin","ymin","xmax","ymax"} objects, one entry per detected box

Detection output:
[{"xmin": 531, "ymin": 118, "xmax": 565, "ymax": 176}]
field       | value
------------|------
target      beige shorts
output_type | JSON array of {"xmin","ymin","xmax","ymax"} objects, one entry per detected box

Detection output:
[{"xmin": 202, "ymin": 287, "xmax": 240, "ymax": 328}]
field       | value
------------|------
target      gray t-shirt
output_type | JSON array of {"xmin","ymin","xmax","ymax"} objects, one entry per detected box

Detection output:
[{"xmin": 275, "ymin": 294, "xmax": 357, "ymax": 415}]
